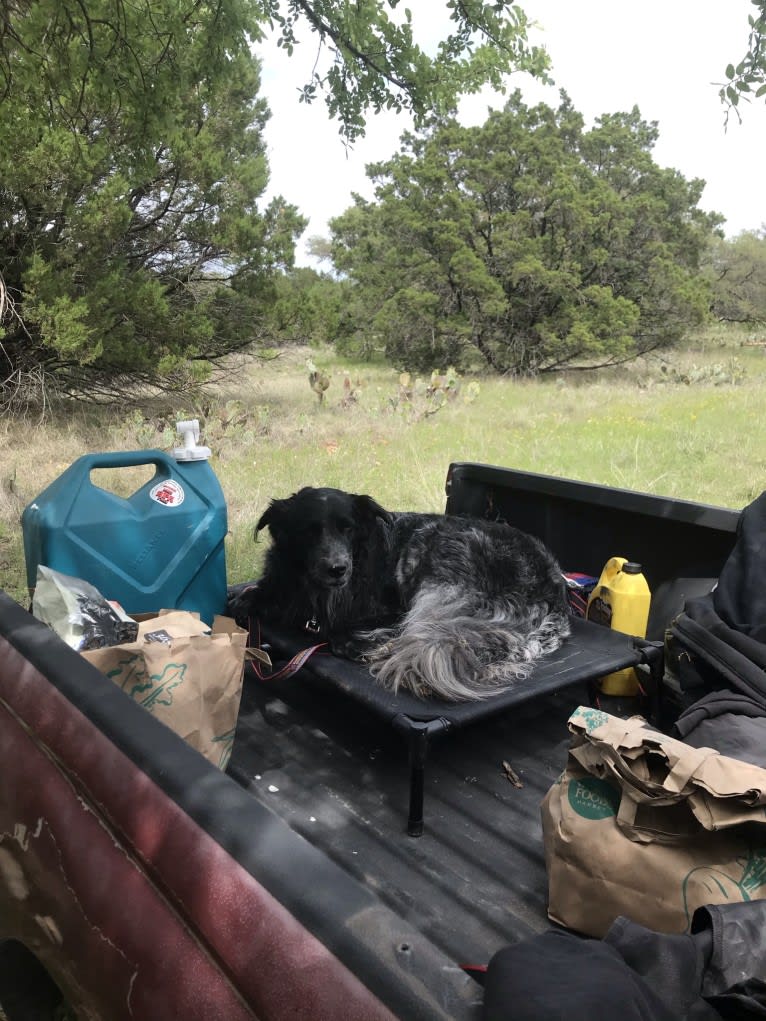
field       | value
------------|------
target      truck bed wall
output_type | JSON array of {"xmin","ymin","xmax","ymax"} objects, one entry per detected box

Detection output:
[{"xmin": 445, "ymin": 463, "xmax": 741, "ymax": 637}]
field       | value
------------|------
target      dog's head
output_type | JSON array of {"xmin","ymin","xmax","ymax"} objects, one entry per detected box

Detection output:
[{"xmin": 256, "ymin": 487, "xmax": 392, "ymax": 589}]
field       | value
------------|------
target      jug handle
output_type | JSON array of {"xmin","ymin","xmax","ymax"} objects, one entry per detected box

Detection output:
[{"xmin": 76, "ymin": 450, "xmax": 174, "ymax": 474}]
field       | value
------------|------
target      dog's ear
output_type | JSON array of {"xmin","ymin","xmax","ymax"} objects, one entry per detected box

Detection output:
[
  {"xmin": 353, "ymin": 494, "xmax": 393, "ymax": 525},
  {"xmin": 255, "ymin": 488, "xmax": 315, "ymax": 541},
  {"xmin": 255, "ymin": 499, "xmax": 284, "ymax": 540}
]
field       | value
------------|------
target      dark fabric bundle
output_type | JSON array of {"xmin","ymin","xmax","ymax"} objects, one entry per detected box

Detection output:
[
  {"xmin": 670, "ymin": 491, "xmax": 766, "ymax": 706},
  {"xmin": 482, "ymin": 901, "xmax": 766, "ymax": 1020}
]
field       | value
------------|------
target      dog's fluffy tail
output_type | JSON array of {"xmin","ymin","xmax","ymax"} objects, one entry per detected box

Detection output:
[{"xmin": 364, "ymin": 584, "xmax": 571, "ymax": 701}]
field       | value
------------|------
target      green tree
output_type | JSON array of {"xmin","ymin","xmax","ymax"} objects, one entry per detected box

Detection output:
[
  {"xmin": 0, "ymin": 0, "xmax": 306, "ymax": 402},
  {"xmin": 330, "ymin": 94, "xmax": 721, "ymax": 374},
  {"xmin": 708, "ymin": 229, "xmax": 766, "ymax": 324},
  {"xmin": 0, "ymin": 1, "xmax": 547, "ymax": 405},
  {"xmin": 721, "ymin": 1, "xmax": 766, "ymax": 118},
  {"xmin": 262, "ymin": 267, "xmax": 350, "ymax": 346}
]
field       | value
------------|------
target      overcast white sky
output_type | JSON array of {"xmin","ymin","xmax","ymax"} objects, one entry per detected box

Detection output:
[{"xmin": 256, "ymin": 1, "xmax": 766, "ymax": 265}]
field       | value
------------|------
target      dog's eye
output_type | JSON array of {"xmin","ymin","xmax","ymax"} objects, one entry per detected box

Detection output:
[{"xmin": 336, "ymin": 519, "xmax": 353, "ymax": 534}]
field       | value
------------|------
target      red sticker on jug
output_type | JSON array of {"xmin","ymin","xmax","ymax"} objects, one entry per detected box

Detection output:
[{"xmin": 150, "ymin": 480, "xmax": 185, "ymax": 507}]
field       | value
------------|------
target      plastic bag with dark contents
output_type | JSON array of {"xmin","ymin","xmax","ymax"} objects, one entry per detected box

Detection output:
[{"xmin": 32, "ymin": 565, "xmax": 139, "ymax": 651}]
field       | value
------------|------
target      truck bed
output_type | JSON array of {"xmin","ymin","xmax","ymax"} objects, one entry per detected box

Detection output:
[
  {"xmin": 0, "ymin": 463, "xmax": 742, "ymax": 1021},
  {"xmin": 228, "ymin": 663, "xmax": 581, "ymax": 966},
  {"xmin": 225, "ymin": 460, "xmax": 742, "ymax": 1001}
]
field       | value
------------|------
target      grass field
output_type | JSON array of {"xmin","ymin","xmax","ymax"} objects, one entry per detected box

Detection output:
[{"xmin": 1, "ymin": 323, "xmax": 764, "ymax": 608}]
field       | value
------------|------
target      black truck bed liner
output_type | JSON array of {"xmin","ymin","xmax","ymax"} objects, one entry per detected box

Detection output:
[{"xmin": 228, "ymin": 666, "xmax": 582, "ymax": 967}]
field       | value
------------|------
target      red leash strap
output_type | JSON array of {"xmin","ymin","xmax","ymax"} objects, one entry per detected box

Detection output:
[
  {"xmin": 249, "ymin": 616, "xmax": 326, "ymax": 682},
  {"xmin": 252, "ymin": 642, "xmax": 327, "ymax": 682}
]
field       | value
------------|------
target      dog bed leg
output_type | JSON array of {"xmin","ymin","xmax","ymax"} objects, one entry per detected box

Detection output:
[{"xmin": 393, "ymin": 716, "xmax": 451, "ymax": 837}]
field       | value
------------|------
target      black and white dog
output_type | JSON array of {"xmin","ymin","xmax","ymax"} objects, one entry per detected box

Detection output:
[{"xmin": 230, "ymin": 487, "xmax": 571, "ymax": 702}]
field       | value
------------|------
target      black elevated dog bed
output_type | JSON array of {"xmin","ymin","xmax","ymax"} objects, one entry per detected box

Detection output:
[{"xmin": 251, "ymin": 617, "xmax": 663, "ymax": 836}]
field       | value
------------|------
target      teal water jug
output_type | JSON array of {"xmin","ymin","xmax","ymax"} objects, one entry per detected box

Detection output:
[{"xmin": 21, "ymin": 421, "xmax": 227, "ymax": 625}]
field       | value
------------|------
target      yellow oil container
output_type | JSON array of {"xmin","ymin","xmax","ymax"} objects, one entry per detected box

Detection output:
[{"xmin": 586, "ymin": 557, "xmax": 651, "ymax": 695}]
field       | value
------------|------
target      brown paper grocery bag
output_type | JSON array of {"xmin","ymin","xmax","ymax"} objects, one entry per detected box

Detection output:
[
  {"xmin": 82, "ymin": 610, "xmax": 252, "ymax": 770},
  {"xmin": 541, "ymin": 706, "xmax": 766, "ymax": 937}
]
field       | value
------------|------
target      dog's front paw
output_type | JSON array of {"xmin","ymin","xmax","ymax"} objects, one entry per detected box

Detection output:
[
  {"xmin": 329, "ymin": 633, "xmax": 373, "ymax": 663},
  {"xmin": 226, "ymin": 581, "xmax": 261, "ymax": 626}
]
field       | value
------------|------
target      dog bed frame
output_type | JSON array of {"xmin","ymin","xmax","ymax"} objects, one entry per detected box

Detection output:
[{"xmin": 252, "ymin": 618, "xmax": 663, "ymax": 836}]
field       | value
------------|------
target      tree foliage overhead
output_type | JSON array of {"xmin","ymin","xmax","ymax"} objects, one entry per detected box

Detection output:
[
  {"xmin": 329, "ymin": 94, "xmax": 722, "ymax": 375},
  {"xmin": 0, "ymin": 1, "xmax": 546, "ymax": 405},
  {"xmin": 721, "ymin": 0, "xmax": 766, "ymax": 118},
  {"xmin": 264, "ymin": 0, "xmax": 550, "ymax": 141}
]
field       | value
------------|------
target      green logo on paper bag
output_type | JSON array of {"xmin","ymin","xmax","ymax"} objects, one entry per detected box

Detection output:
[
  {"xmin": 138, "ymin": 662, "xmax": 186, "ymax": 708},
  {"xmin": 576, "ymin": 707, "xmax": 610, "ymax": 733},
  {"xmin": 682, "ymin": 847, "xmax": 766, "ymax": 927},
  {"xmin": 740, "ymin": 847, "xmax": 766, "ymax": 896},
  {"xmin": 107, "ymin": 659, "xmax": 186, "ymax": 709},
  {"xmin": 567, "ymin": 776, "xmax": 620, "ymax": 820}
]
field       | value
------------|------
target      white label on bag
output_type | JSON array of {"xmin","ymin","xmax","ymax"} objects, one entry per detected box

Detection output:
[{"xmin": 150, "ymin": 480, "xmax": 185, "ymax": 507}]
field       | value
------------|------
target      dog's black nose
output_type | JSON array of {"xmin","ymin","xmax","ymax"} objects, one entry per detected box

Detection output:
[{"xmin": 328, "ymin": 562, "xmax": 348, "ymax": 579}]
